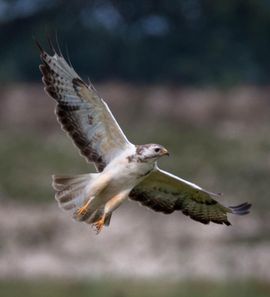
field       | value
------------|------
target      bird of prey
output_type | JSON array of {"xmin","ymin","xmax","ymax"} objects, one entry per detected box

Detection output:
[{"xmin": 37, "ymin": 41, "xmax": 251, "ymax": 234}]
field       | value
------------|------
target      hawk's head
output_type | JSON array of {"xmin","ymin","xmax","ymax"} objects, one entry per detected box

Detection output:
[{"xmin": 136, "ymin": 144, "xmax": 169, "ymax": 162}]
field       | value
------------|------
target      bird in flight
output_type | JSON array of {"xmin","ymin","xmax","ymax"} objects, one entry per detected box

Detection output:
[{"xmin": 37, "ymin": 40, "xmax": 251, "ymax": 234}]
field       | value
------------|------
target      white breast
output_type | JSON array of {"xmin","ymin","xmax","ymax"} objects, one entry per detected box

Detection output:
[{"xmin": 103, "ymin": 148, "xmax": 154, "ymax": 190}]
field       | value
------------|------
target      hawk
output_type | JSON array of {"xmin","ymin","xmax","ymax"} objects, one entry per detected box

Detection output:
[{"xmin": 37, "ymin": 41, "xmax": 251, "ymax": 233}]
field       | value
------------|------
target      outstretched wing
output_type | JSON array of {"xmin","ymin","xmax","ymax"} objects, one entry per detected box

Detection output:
[
  {"xmin": 130, "ymin": 168, "xmax": 251, "ymax": 225},
  {"xmin": 37, "ymin": 41, "xmax": 133, "ymax": 172}
]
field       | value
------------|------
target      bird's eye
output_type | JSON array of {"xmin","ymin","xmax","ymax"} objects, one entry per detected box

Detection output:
[{"xmin": 154, "ymin": 148, "xmax": 160, "ymax": 153}]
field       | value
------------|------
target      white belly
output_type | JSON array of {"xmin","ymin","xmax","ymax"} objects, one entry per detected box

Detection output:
[
  {"xmin": 108, "ymin": 156, "xmax": 153, "ymax": 187},
  {"xmin": 94, "ymin": 155, "xmax": 154, "ymax": 205}
]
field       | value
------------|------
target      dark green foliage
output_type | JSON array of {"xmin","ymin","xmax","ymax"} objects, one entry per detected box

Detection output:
[{"xmin": 1, "ymin": 0, "xmax": 270, "ymax": 84}]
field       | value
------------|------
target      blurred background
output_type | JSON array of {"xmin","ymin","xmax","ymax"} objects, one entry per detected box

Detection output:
[{"xmin": 1, "ymin": 0, "xmax": 270, "ymax": 296}]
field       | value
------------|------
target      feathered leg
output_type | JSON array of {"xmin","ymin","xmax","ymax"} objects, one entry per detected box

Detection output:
[
  {"xmin": 87, "ymin": 190, "xmax": 129, "ymax": 234},
  {"xmin": 93, "ymin": 214, "xmax": 106, "ymax": 234},
  {"xmin": 104, "ymin": 190, "xmax": 130, "ymax": 214},
  {"xmin": 73, "ymin": 198, "xmax": 93, "ymax": 220},
  {"xmin": 98, "ymin": 190, "xmax": 129, "ymax": 232}
]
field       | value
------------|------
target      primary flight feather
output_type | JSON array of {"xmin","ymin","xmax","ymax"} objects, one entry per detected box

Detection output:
[{"xmin": 37, "ymin": 41, "xmax": 251, "ymax": 233}]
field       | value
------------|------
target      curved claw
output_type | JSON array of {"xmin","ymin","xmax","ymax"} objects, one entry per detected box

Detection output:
[{"xmin": 92, "ymin": 216, "xmax": 105, "ymax": 234}]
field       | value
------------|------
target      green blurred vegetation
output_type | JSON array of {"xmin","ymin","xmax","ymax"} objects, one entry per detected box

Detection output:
[
  {"xmin": 0, "ymin": 118, "xmax": 268, "ymax": 213},
  {"xmin": 0, "ymin": 280, "xmax": 270, "ymax": 297},
  {"xmin": 1, "ymin": 0, "xmax": 270, "ymax": 84}
]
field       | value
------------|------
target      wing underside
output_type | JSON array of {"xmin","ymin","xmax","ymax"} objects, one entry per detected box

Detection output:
[
  {"xmin": 37, "ymin": 41, "xmax": 132, "ymax": 172},
  {"xmin": 130, "ymin": 168, "xmax": 251, "ymax": 225}
]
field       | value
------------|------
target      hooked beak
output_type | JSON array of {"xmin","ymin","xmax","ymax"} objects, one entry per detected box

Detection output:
[{"xmin": 161, "ymin": 148, "xmax": 169, "ymax": 156}]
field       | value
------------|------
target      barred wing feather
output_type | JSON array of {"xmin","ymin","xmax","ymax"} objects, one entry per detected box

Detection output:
[
  {"xmin": 130, "ymin": 168, "xmax": 251, "ymax": 225},
  {"xmin": 37, "ymin": 42, "xmax": 132, "ymax": 172}
]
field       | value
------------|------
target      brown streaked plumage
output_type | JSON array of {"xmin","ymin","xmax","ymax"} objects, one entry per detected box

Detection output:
[
  {"xmin": 37, "ymin": 40, "xmax": 251, "ymax": 234},
  {"xmin": 38, "ymin": 43, "xmax": 131, "ymax": 172},
  {"xmin": 130, "ymin": 169, "xmax": 251, "ymax": 226}
]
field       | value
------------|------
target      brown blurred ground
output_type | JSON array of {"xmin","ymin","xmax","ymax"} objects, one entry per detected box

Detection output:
[
  {"xmin": 0, "ymin": 83, "xmax": 269, "ymax": 281},
  {"xmin": 1, "ymin": 83, "xmax": 270, "ymax": 131}
]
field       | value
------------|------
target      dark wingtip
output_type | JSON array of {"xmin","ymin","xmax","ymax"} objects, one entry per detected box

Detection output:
[
  {"xmin": 229, "ymin": 202, "xmax": 252, "ymax": 215},
  {"xmin": 33, "ymin": 37, "xmax": 44, "ymax": 54},
  {"xmin": 224, "ymin": 220, "xmax": 231, "ymax": 226},
  {"xmin": 55, "ymin": 30, "xmax": 63, "ymax": 57},
  {"xmin": 46, "ymin": 33, "xmax": 57, "ymax": 54},
  {"xmin": 34, "ymin": 34, "xmax": 60, "ymax": 57}
]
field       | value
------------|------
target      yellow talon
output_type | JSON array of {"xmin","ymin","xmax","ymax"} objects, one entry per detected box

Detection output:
[
  {"xmin": 76, "ymin": 199, "xmax": 91, "ymax": 216},
  {"xmin": 93, "ymin": 216, "xmax": 105, "ymax": 234}
]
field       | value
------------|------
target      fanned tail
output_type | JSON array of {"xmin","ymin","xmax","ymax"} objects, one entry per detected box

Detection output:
[{"xmin": 52, "ymin": 173, "xmax": 98, "ymax": 212}]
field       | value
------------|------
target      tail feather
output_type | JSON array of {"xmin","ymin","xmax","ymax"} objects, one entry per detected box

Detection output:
[
  {"xmin": 52, "ymin": 174, "xmax": 91, "ymax": 191},
  {"xmin": 52, "ymin": 173, "xmax": 97, "ymax": 212},
  {"xmin": 84, "ymin": 206, "xmax": 105, "ymax": 224}
]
